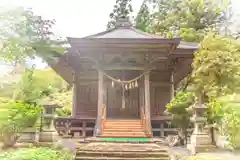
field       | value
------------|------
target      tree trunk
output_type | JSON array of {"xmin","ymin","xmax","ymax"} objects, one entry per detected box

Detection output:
[
  {"xmin": 2, "ymin": 134, "xmax": 19, "ymax": 149},
  {"xmin": 184, "ymin": 130, "xmax": 188, "ymax": 145},
  {"xmin": 178, "ymin": 129, "xmax": 185, "ymax": 145},
  {"xmin": 210, "ymin": 127, "xmax": 216, "ymax": 145}
]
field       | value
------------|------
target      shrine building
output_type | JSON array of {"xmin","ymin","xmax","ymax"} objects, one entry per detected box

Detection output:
[{"xmin": 51, "ymin": 18, "xmax": 198, "ymax": 138}]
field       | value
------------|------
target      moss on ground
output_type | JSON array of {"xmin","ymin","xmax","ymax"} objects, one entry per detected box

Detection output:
[{"xmin": 0, "ymin": 147, "xmax": 74, "ymax": 160}]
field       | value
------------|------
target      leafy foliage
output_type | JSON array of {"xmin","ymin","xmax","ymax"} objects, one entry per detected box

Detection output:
[
  {"xmin": 0, "ymin": 100, "xmax": 42, "ymax": 148},
  {"xmin": 56, "ymin": 107, "xmax": 72, "ymax": 116},
  {"xmin": 217, "ymin": 95, "xmax": 240, "ymax": 148},
  {"xmin": 43, "ymin": 90, "xmax": 72, "ymax": 116},
  {"xmin": 13, "ymin": 67, "xmax": 43, "ymax": 104},
  {"xmin": 166, "ymin": 91, "xmax": 194, "ymax": 143},
  {"xmin": 135, "ymin": 1, "xmax": 151, "ymax": 32},
  {"xmin": 206, "ymin": 99, "xmax": 225, "ymax": 129},
  {"xmin": 192, "ymin": 32, "xmax": 240, "ymax": 98},
  {"xmin": 0, "ymin": 68, "xmax": 67, "ymax": 99},
  {"xmin": 107, "ymin": 0, "xmax": 133, "ymax": 29},
  {"xmin": 135, "ymin": 0, "xmax": 229, "ymax": 41},
  {"xmin": 33, "ymin": 69, "xmax": 68, "ymax": 94},
  {"xmin": 0, "ymin": 147, "xmax": 73, "ymax": 160},
  {"xmin": 0, "ymin": 7, "xmax": 65, "ymax": 64}
]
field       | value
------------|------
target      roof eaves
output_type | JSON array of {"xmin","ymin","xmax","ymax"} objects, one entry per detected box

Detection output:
[{"xmin": 178, "ymin": 41, "xmax": 199, "ymax": 49}]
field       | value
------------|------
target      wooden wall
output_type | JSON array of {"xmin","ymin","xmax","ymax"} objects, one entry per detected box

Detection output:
[
  {"xmin": 74, "ymin": 70, "xmax": 172, "ymax": 119},
  {"xmin": 75, "ymin": 83, "xmax": 98, "ymax": 118},
  {"xmin": 150, "ymin": 85, "xmax": 171, "ymax": 117}
]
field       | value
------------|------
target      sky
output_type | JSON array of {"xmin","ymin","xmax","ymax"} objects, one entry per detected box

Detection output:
[
  {"xmin": 0, "ymin": 0, "xmax": 142, "ymax": 37},
  {"xmin": 0, "ymin": 0, "xmax": 240, "ymax": 73},
  {"xmin": 0, "ymin": 0, "xmax": 240, "ymax": 37},
  {"xmin": 0, "ymin": 0, "xmax": 143, "ymax": 74}
]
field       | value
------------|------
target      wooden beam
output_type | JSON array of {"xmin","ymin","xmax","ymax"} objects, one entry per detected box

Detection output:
[
  {"xmin": 72, "ymin": 72, "xmax": 77, "ymax": 117},
  {"xmin": 102, "ymin": 64, "xmax": 157, "ymax": 71},
  {"xmin": 73, "ymin": 49, "xmax": 169, "ymax": 55},
  {"xmin": 95, "ymin": 70, "xmax": 104, "ymax": 136},
  {"xmin": 68, "ymin": 37, "xmax": 181, "ymax": 45},
  {"xmin": 170, "ymin": 71, "xmax": 174, "ymax": 99}
]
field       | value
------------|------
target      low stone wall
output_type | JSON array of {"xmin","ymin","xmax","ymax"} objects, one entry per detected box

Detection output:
[{"xmin": 18, "ymin": 128, "xmax": 38, "ymax": 143}]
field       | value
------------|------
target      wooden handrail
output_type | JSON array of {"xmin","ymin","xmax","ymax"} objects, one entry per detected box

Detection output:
[
  {"xmin": 140, "ymin": 106, "xmax": 151, "ymax": 136},
  {"xmin": 100, "ymin": 104, "xmax": 106, "ymax": 134}
]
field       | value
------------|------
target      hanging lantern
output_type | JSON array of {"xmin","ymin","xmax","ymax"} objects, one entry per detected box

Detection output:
[
  {"xmin": 112, "ymin": 81, "xmax": 114, "ymax": 88},
  {"xmin": 135, "ymin": 81, "xmax": 138, "ymax": 87},
  {"xmin": 129, "ymin": 83, "xmax": 132, "ymax": 89}
]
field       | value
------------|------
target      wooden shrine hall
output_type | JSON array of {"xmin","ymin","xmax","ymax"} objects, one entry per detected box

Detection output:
[{"xmin": 51, "ymin": 18, "xmax": 198, "ymax": 138}]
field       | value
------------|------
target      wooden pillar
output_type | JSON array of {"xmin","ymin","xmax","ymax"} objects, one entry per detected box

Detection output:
[
  {"xmin": 95, "ymin": 70, "xmax": 104, "ymax": 136},
  {"xmin": 170, "ymin": 71, "xmax": 174, "ymax": 99},
  {"xmin": 144, "ymin": 71, "xmax": 152, "ymax": 136},
  {"xmin": 72, "ymin": 72, "xmax": 77, "ymax": 117}
]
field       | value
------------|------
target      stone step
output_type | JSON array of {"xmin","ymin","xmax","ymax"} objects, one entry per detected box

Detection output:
[
  {"xmin": 105, "ymin": 120, "xmax": 141, "ymax": 122},
  {"xmin": 105, "ymin": 121, "xmax": 141, "ymax": 124},
  {"xmin": 104, "ymin": 120, "xmax": 142, "ymax": 124},
  {"xmin": 101, "ymin": 133, "xmax": 146, "ymax": 136},
  {"xmin": 76, "ymin": 150, "xmax": 169, "ymax": 158},
  {"xmin": 102, "ymin": 131, "xmax": 145, "ymax": 134},
  {"xmin": 75, "ymin": 142, "xmax": 170, "ymax": 159},
  {"xmin": 105, "ymin": 121, "xmax": 142, "ymax": 124},
  {"xmin": 103, "ymin": 125, "xmax": 143, "ymax": 129},
  {"xmin": 101, "ymin": 120, "xmax": 146, "ymax": 137},
  {"xmin": 104, "ymin": 122, "xmax": 142, "ymax": 125},
  {"xmin": 100, "ymin": 134, "xmax": 147, "ymax": 137},
  {"xmin": 103, "ymin": 128, "xmax": 145, "ymax": 132},
  {"xmin": 104, "ymin": 123, "xmax": 142, "ymax": 125},
  {"xmin": 77, "ymin": 142, "xmax": 168, "ymax": 152},
  {"xmin": 75, "ymin": 156, "xmax": 170, "ymax": 160}
]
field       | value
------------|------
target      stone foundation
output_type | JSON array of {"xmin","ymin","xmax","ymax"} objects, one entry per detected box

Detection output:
[
  {"xmin": 18, "ymin": 128, "xmax": 38, "ymax": 143},
  {"xmin": 187, "ymin": 133, "xmax": 216, "ymax": 154},
  {"xmin": 39, "ymin": 131, "xmax": 59, "ymax": 142}
]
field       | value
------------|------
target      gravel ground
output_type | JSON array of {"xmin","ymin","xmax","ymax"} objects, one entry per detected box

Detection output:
[
  {"xmin": 197, "ymin": 150, "xmax": 240, "ymax": 160},
  {"xmin": 169, "ymin": 146, "xmax": 240, "ymax": 160}
]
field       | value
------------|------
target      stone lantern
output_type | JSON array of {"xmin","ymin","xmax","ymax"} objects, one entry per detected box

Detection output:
[
  {"xmin": 187, "ymin": 96, "xmax": 215, "ymax": 154},
  {"xmin": 39, "ymin": 103, "xmax": 63, "ymax": 143}
]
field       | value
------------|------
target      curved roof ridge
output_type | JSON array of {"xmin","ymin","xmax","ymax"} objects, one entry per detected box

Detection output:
[
  {"xmin": 130, "ymin": 27, "xmax": 164, "ymax": 39},
  {"xmin": 81, "ymin": 24, "xmax": 180, "ymax": 40},
  {"xmin": 83, "ymin": 28, "xmax": 116, "ymax": 38}
]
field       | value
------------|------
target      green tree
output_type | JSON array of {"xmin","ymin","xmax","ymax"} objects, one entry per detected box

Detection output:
[
  {"xmin": 43, "ymin": 90, "xmax": 72, "ymax": 116},
  {"xmin": 0, "ymin": 100, "xmax": 42, "ymax": 148},
  {"xmin": 166, "ymin": 91, "xmax": 194, "ymax": 145},
  {"xmin": 191, "ymin": 32, "xmax": 240, "ymax": 145},
  {"xmin": 192, "ymin": 32, "xmax": 240, "ymax": 98},
  {"xmin": 0, "ymin": 68, "xmax": 67, "ymax": 99},
  {"xmin": 135, "ymin": 0, "xmax": 151, "ymax": 32},
  {"xmin": 0, "ymin": 7, "xmax": 65, "ymax": 64},
  {"xmin": 136, "ymin": 0, "xmax": 229, "ymax": 41},
  {"xmin": 107, "ymin": 0, "xmax": 133, "ymax": 29},
  {"xmin": 13, "ymin": 67, "xmax": 43, "ymax": 105}
]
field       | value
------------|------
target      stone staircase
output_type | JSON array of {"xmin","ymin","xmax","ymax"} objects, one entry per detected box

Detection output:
[
  {"xmin": 75, "ymin": 142, "xmax": 170, "ymax": 160},
  {"xmin": 100, "ymin": 119, "xmax": 147, "ymax": 137}
]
